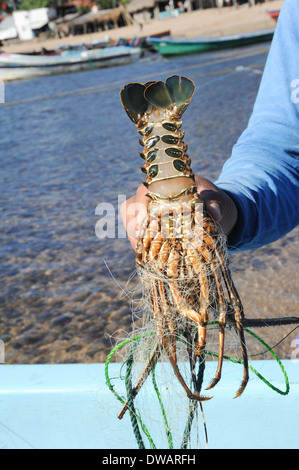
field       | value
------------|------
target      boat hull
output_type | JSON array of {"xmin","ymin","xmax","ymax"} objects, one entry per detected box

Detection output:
[
  {"xmin": 148, "ymin": 29, "xmax": 275, "ymax": 56},
  {"xmin": 267, "ymin": 10, "xmax": 280, "ymax": 23},
  {"xmin": 0, "ymin": 360, "xmax": 297, "ymax": 449},
  {"xmin": 0, "ymin": 46, "xmax": 141, "ymax": 81}
]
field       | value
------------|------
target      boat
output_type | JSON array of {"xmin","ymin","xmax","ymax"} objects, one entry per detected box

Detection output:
[
  {"xmin": 0, "ymin": 360, "xmax": 297, "ymax": 448},
  {"xmin": 147, "ymin": 29, "xmax": 276, "ymax": 57},
  {"xmin": 0, "ymin": 45, "xmax": 141, "ymax": 81},
  {"xmin": 266, "ymin": 9, "xmax": 280, "ymax": 23},
  {"xmin": 114, "ymin": 30, "xmax": 171, "ymax": 54}
]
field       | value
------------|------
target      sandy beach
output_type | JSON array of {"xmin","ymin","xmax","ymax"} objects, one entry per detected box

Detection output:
[{"xmin": 1, "ymin": 0, "xmax": 284, "ymax": 54}]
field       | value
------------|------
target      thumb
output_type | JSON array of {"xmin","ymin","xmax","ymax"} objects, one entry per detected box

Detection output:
[
  {"xmin": 195, "ymin": 176, "xmax": 237, "ymax": 236},
  {"xmin": 205, "ymin": 201, "xmax": 222, "ymax": 222}
]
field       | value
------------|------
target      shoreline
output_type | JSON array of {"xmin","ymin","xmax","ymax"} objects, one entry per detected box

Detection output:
[{"xmin": 1, "ymin": 1, "xmax": 284, "ymax": 54}]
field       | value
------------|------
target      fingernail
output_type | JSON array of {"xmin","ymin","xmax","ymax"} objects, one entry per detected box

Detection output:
[{"xmin": 208, "ymin": 202, "xmax": 222, "ymax": 221}]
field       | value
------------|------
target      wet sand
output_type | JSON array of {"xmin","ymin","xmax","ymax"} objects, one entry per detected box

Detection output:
[{"xmin": 2, "ymin": 1, "xmax": 284, "ymax": 54}]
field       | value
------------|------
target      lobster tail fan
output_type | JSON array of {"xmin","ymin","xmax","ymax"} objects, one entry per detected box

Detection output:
[
  {"xmin": 144, "ymin": 80, "xmax": 173, "ymax": 109},
  {"xmin": 166, "ymin": 75, "xmax": 195, "ymax": 103},
  {"xmin": 144, "ymin": 75, "xmax": 195, "ymax": 117},
  {"xmin": 120, "ymin": 83, "xmax": 151, "ymax": 124}
]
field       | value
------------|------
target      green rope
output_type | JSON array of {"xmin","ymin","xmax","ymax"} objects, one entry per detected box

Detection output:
[
  {"xmin": 205, "ymin": 327, "xmax": 290, "ymax": 396},
  {"xmin": 245, "ymin": 328, "xmax": 289, "ymax": 396},
  {"xmin": 181, "ymin": 353, "xmax": 206, "ymax": 449},
  {"xmin": 105, "ymin": 332, "xmax": 154, "ymax": 403},
  {"xmin": 125, "ymin": 344, "xmax": 146, "ymax": 449},
  {"xmin": 105, "ymin": 331, "xmax": 194, "ymax": 449},
  {"xmin": 105, "ymin": 324, "xmax": 291, "ymax": 449},
  {"xmin": 105, "ymin": 338, "xmax": 131, "ymax": 406},
  {"xmin": 248, "ymin": 325, "xmax": 299, "ymax": 359},
  {"xmin": 181, "ymin": 398, "xmax": 197, "ymax": 449},
  {"xmin": 151, "ymin": 363, "xmax": 174, "ymax": 449},
  {"xmin": 104, "ymin": 333, "xmax": 156, "ymax": 449}
]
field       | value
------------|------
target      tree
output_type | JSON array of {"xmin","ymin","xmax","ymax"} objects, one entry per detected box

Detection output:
[
  {"xmin": 18, "ymin": 0, "xmax": 48, "ymax": 9},
  {"xmin": 0, "ymin": 0, "xmax": 71, "ymax": 12},
  {"xmin": 96, "ymin": 0, "xmax": 128, "ymax": 9}
]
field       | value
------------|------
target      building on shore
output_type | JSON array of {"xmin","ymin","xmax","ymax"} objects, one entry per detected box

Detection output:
[
  {"xmin": 0, "ymin": 8, "xmax": 51, "ymax": 43},
  {"xmin": 67, "ymin": 5, "xmax": 134, "ymax": 36},
  {"xmin": 127, "ymin": 0, "xmax": 218, "ymax": 23}
]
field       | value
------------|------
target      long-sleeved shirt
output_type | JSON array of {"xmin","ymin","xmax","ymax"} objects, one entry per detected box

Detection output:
[{"xmin": 215, "ymin": 0, "xmax": 299, "ymax": 251}]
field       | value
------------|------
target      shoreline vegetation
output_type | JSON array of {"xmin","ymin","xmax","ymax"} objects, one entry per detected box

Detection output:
[{"xmin": 1, "ymin": 0, "xmax": 284, "ymax": 55}]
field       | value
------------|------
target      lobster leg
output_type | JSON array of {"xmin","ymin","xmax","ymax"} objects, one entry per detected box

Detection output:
[
  {"xmin": 185, "ymin": 245, "xmax": 209, "ymax": 356},
  {"xmin": 155, "ymin": 279, "xmax": 211, "ymax": 402},
  {"xmin": 187, "ymin": 220, "xmax": 228, "ymax": 391},
  {"xmin": 157, "ymin": 279, "xmax": 177, "ymax": 358},
  {"xmin": 167, "ymin": 279, "xmax": 212, "ymax": 401},
  {"xmin": 118, "ymin": 340, "xmax": 161, "ymax": 420},
  {"xmin": 205, "ymin": 259, "xmax": 227, "ymax": 390},
  {"xmin": 168, "ymin": 280, "xmax": 206, "ymax": 343},
  {"xmin": 199, "ymin": 215, "xmax": 248, "ymax": 396},
  {"xmin": 214, "ymin": 245, "xmax": 248, "ymax": 398}
]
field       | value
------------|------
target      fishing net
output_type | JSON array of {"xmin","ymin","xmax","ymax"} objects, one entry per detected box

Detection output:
[
  {"xmin": 104, "ymin": 205, "xmax": 299, "ymax": 449},
  {"xmin": 105, "ymin": 253, "xmax": 299, "ymax": 449}
]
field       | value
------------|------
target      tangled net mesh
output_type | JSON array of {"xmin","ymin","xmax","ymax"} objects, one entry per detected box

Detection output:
[{"xmin": 105, "ymin": 223, "xmax": 299, "ymax": 449}]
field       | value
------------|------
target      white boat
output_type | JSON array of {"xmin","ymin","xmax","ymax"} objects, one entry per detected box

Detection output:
[{"xmin": 0, "ymin": 45, "xmax": 142, "ymax": 81}]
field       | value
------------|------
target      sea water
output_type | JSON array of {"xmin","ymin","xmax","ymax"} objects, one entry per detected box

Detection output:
[{"xmin": 0, "ymin": 43, "xmax": 298, "ymax": 364}]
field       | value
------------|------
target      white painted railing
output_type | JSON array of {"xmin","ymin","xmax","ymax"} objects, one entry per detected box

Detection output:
[{"xmin": 0, "ymin": 360, "xmax": 297, "ymax": 449}]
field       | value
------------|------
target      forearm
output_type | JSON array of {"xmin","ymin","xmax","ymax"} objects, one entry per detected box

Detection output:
[
  {"xmin": 215, "ymin": 148, "xmax": 299, "ymax": 250},
  {"xmin": 214, "ymin": 0, "xmax": 299, "ymax": 251}
]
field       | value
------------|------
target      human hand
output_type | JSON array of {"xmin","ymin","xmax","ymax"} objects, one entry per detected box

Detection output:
[
  {"xmin": 194, "ymin": 176, "xmax": 238, "ymax": 238},
  {"xmin": 120, "ymin": 176, "xmax": 238, "ymax": 250}
]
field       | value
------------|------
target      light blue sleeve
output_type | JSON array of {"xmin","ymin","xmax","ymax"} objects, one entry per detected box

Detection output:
[{"xmin": 214, "ymin": 0, "xmax": 299, "ymax": 251}]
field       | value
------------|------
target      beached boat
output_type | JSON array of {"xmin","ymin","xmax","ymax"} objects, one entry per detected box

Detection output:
[
  {"xmin": 114, "ymin": 30, "xmax": 171, "ymax": 54},
  {"xmin": 0, "ymin": 45, "xmax": 141, "ymax": 81},
  {"xmin": 148, "ymin": 29, "xmax": 276, "ymax": 57},
  {"xmin": 266, "ymin": 9, "xmax": 280, "ymax": 23}
]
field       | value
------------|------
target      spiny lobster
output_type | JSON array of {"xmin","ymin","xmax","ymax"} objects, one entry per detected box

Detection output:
[{"xmin": 118, "ymin": 75, "xmax": 248, "ymax": 418}]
